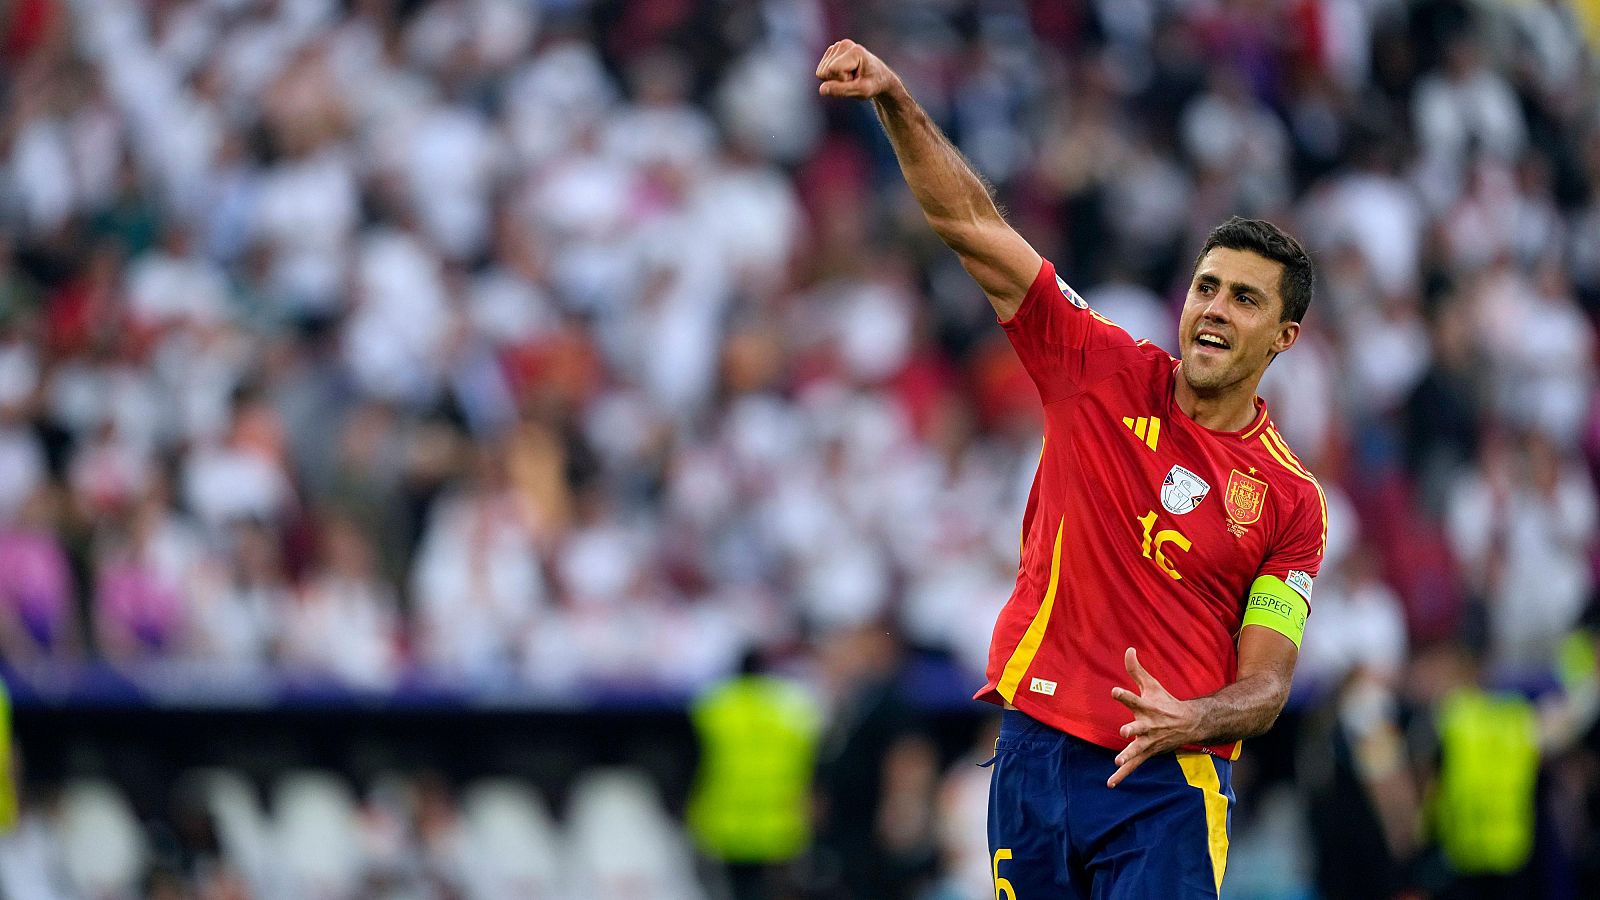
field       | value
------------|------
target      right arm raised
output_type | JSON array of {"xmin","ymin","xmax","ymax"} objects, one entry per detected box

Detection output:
[{"xmin": 816, "ymin": 40, "xmax": 1041, "ymax": 321}]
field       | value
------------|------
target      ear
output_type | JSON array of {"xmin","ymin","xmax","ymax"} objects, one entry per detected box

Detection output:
[{"xmin": 1271, "ymin": 320, "xmax": 1300, "ymax": 355}]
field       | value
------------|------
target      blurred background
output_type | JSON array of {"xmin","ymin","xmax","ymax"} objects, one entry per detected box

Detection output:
[{"xmin": 1, "ymin": 0, "xmax": 1600, "ymax": 897}]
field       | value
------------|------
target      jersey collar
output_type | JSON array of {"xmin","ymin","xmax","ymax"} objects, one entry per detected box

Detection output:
[{"xmin": 1167, "ymin": 360, "xmax": 1271, "ymax": 440}]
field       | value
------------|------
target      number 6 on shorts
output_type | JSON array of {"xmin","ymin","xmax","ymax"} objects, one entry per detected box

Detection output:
[{"xmin": 993, "ymin": 848, "xmax": 1017, "ymax": 900}]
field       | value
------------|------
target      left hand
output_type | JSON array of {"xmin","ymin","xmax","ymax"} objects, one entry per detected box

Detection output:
[{"xmin": 1108, "ymin": 647, "xmax": 1198, "ymax": 788}]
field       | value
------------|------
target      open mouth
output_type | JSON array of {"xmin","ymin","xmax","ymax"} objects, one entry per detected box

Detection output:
[{"xmin": 1194, "ymin": 332, "xmax": 1231, "ymax": 352}]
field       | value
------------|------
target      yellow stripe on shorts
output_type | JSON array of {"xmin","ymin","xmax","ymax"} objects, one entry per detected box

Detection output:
[{"xmin": 1177, "ymin": 752, "xmax": 1229, "ymax": 895}]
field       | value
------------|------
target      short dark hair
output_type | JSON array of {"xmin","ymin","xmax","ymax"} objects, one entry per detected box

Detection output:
[{"xmin": 1193, "ymin": 217, "xmax": 1315, "ymax": 323}]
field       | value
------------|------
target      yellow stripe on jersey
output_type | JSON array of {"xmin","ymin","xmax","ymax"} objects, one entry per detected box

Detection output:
[
  {"xmin": 1261, "ymin": 427, "xmax": 1313, "ymax": 479},
  {"xmin": 1264, "ymin": 427, "xmax": 1328, "ymax": 548},
  {"xmin": 1257, "ymin": 429, "xmax": 1328, "ymax": 555},
  {"xmin": 1177, "ymin": 752, "xmax": 1230, "ymax": 894},
  {"xmin": 1089, "ymin": 309, "xmax": 1120, "ymax": 329},
  {"xmin": 997, "ymin": 517, "xmax": 1066, "ymax": 703}
]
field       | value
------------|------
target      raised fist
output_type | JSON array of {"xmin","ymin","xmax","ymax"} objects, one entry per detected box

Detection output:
[{"xmin": 815, "ymin": 39, "xmax": 900, "ymax": 100}]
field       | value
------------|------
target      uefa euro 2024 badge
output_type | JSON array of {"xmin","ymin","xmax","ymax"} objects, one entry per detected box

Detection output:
[
  {"xmin": 1160, "ymin": 465, "xmax": 1210, "ymax": 515},
  {"xmin": 1056, "ymin": 274, "xmax": 1089, "ymax": 309}
]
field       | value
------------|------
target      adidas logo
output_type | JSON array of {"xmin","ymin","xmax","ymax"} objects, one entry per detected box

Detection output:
[{"xmin": 1122, "ymin": 416, "xmax": 1161, "ymax": 451}]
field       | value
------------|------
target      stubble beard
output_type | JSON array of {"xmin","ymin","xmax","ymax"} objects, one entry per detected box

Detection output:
[{"xmin": 1181, "ymin": 356, "xmax": 1245, "ymax": 397}]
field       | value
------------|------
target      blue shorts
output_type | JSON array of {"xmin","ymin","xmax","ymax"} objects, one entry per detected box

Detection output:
[{"xmin": 987, "ymin": 709, "xmax": 1235, "ymax": 899}]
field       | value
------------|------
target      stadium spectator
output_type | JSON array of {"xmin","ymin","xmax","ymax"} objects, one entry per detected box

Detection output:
[
  {"xmin": 281, "ymin": 511, "xmax": 401, "ymax": 690},
  {"xmin": 0, "ymin": 488, "xmax": 78, "ymax": 665},
  {"xmin": 412, "ymin": 445, "xmax": 545, "ymax": 684},
  {"xmin": 92, "ymin": 476, "xmax": 205, "ymax": 663},
  {"xmin": 185, "ymin": 518, "xmax": 289, "ymax": 669},
  {"xmin": 1448, "ymin": 429, "xmax": 1597, "ymax": 669}
]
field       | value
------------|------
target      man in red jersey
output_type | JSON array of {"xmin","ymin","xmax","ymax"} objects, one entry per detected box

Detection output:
[{"xmin": 818, "ymin": 40, "xmax": 1326, "ymax": 898}]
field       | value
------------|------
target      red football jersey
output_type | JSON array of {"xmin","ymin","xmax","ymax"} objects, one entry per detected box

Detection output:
[{"xmin": 974, "ymin": 259, "xmax": 1327, "ymax": 759}]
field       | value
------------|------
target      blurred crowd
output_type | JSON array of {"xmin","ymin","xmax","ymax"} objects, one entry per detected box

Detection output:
[
  {"xmin": 0, "ymin": 765, "xmax": 713, "ymax": 900},
  {"xmin": 2, "ymin": 0, "xmax": 1600, "ymax": 896}
]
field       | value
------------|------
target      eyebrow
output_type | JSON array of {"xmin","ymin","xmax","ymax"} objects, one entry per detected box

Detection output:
[{"xmin": 1197, "ymin": 272, "xmax": 1268, "ymax": 303}]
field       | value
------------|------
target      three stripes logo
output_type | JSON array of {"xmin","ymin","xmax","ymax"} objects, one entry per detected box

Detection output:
[{"xmin": 1122, "ymin": 416, "xmax": 1161, "ymax": 452}]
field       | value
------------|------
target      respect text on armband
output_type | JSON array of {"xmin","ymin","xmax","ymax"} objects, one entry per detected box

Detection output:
[{"xmin": 1247, "ymin": 592, "xmax": 1306, "ymax": 629}]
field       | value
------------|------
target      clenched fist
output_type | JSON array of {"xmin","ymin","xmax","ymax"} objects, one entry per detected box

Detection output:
[{"xmin": 815, "ymin": 39, "xmax": 901, "ymax": 100}]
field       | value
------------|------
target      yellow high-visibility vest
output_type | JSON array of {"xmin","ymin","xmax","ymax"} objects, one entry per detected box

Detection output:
[
  {"xmin": 0, "ymin": 676, "xmax": 16, "ymax": 832},
  {"xmin": 1576, "ymin": 0, "xmax": 1600, "ymax": 55},
  {"xmin": 1434, "ymin": 688, "xmax": 1539, "ymax": 875},
  {"xmin": 687, "ymin": 675, "xmax": 821, "ymax": 863}
]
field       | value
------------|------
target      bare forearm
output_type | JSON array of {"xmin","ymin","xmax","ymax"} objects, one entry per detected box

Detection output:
[
  {"xmin": 817, "ymin": 39, "xmax": 1039, "ymax": 314},
  {"xmin": 1185, "ymin": 671, "xmax": 1291, "ymax": 746},
  {"xmin": 872, "ymin": 85, "xmax": 1002, "ymax": 245},
  {"xmin": 1110, "ymin": 633, "xmax": 1298, "ymax": 788}
]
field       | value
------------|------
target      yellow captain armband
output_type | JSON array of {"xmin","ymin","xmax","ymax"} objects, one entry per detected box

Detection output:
[{"xmin": 1242, "ymin": 574, "xmax": 1310, "ymax": 648}]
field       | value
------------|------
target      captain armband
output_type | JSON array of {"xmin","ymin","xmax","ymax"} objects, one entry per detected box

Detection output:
[{"xmin": 1241, "ymin": 574, "xmax": 1310, "ymax": 648}]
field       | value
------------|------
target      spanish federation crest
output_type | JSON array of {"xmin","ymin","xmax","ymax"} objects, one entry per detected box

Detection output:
[
  {"xmin": 1224, "ymin": 469, "xmax": 1269, "ymax": 525},
  {"xmin": 1160, "ymin": 465, "xmax": 1210, "ymax": 515}
]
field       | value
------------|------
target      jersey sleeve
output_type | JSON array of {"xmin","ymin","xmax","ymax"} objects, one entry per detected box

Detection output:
[
  {"xmin": 1255, "ymin": 483, "xmax": 1327, "ymax": 610},
  {"xmin": 1000, "ymin": 258, "xmax": 1143, "ymax": 404}
]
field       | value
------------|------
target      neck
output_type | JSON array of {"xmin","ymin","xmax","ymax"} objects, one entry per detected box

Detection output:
[{"xmin": 1174, "ymin": 366, "xmax": 1261, "ymax": 432}]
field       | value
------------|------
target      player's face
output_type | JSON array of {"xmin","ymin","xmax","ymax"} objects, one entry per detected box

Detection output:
[{"xmin": 1178, "ymin": 248, "xmax": 1300, "ymax": 395}]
